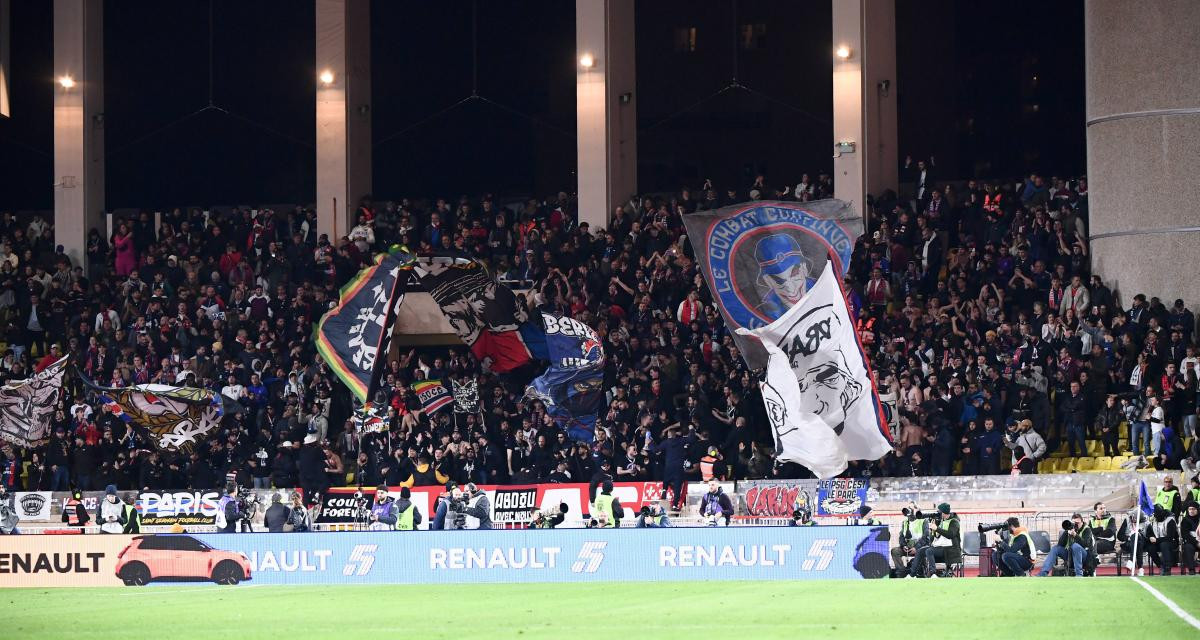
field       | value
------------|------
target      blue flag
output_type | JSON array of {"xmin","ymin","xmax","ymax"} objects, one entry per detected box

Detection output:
[
  {"xmin": 525, "ymin": 313, "xmax": 605, "ymax": 442},
  {"xmin": 1138, "ymin": 481, "xmax": 1154, "ymax": 517}
]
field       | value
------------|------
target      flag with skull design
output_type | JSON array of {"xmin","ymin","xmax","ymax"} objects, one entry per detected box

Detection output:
[
  {"xmin": 0, "ymin": 356, "xmax": 69, "ymax": 447},
  {"xmin": 737, "ymin": 266, "xmax": 891, "ymax": 478}
]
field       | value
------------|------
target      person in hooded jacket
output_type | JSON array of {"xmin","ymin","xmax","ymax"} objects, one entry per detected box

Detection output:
[
  {"xmin": 393, "ymin": 486, "xmax": 423, "ymax": 530},
  {"xmin": 1145, "ymin": 505, "xmax": 1180, "ymax": 576},
  {"xmin": 1180, "ymin": 502, "xmax": 1199, "ymax": 575}
]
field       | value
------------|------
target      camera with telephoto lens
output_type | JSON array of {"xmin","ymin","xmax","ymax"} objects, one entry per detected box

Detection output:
[
  {"xmin": 234, "ymin": 486, "xmax": 258, "ymax": 532},
  {"xmin": 1062, "ymin": 519, "xmax": 1077, "ymax": 532},
  {"xmin": 978, "ymin": 521, "xmax": 1009, "ymax": 533}
]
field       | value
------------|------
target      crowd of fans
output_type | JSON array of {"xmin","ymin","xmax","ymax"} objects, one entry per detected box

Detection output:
[{"xmin": 0, "ymin": 159, "xmax": 1198, "ymax": 499}]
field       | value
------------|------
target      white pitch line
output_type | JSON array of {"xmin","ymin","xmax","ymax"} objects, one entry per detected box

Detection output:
[{"xmin": 1131, "ymin": 577, "xmax": 1200, "ymax": 631}]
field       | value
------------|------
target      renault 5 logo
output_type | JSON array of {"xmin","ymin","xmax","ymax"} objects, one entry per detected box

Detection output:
[{"xmin": 571, "ymin": 541, "xmax": 607, "ymax": 573}]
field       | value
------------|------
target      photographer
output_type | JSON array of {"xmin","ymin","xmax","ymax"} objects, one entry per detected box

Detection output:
[
  {"xmin": 891, "ymin": 505, "xmax": 926, "ymax": 571},
  {"xmin": 264, "ymin": 492, "xmax": 289, "ymax": 532},
  {"xmin": 96, "ymin": 485, "xmax": 127, "ymax": 534},
  {"xmin": 458, "ymin": 482, "xmax": 493, "ymax": 529},
  {"xmin": 368, "ymin": 486, "xmax": 398, "ymax": 530},
  {"xmin": 531, "ymin": 503, "xmax": 569, "ymax": 529},
  {"xmin": 789, "ymin": 507, "xmax": 816, "ymax": 527},
  {"xmin": 1037, "ymin": 513, "xmax": 1092, "ymax": 576},
  {"xmin": 636, "ymin": 501, "xmax": 671, "ymax": 528},
  {"xmin": 910, "ymin": 503, "xmax": 960, "ymax": 578},
  {"xmin": 698, "ymin": 479, "xmax": 733, "ymax": 527},
  {"xmin": 288, "ymin": 492, "xmax": 312, "ymax": 532},
  {"xmin": 1088, "ymin": 502, "xmax": 1117, "ymax": 555},
  {"xmin": 993, "ymin": 517, "xmax": 1036, "ymax": 576},
  {"xmin": 215, "ymin": 483, "xmax": 240, "ymax": 533}
]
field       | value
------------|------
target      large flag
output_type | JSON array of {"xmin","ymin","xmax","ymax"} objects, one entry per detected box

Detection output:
[
  {"xmin": 412, "ymin": 380, "xmax": 454, "ymax": 415},
  {"xmin": 316, "ymin": 253, "xmax": 410, "ymax": 402},
  {"xmin": 452, "ymin": 378, "xmax": 480, "ymax": 414},
  {"xmin": 86, "ymin": 381, "xmax": 225, "ymax": 453},
  {"xmin": 0, "ymin": 356, "xmax": 69, "ymax": 447},
  {"xmin": 1138, "ymin": 481, "xmax": 1154, "ymax": 517},
  {"xmin": 736, "ymin": 266, "xmax": 891, "ymax": 478},
  {"xmin": 412, "ymin": 257, "xmax": 545, "ymax": 372},
  {"xmin": 684, "ymin": 199, "xmax": 863, "ymax": 368},
  {"xmin": 525, "ymin": 313, "xmax": 605, "ymax": 442}
]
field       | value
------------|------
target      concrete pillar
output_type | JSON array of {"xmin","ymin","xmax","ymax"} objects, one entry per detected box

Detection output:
[
  {"xmin": 1086, "ymin": 0, "xmax": 1200, "ymax": 308},
  {"xmin": 831, "ymin": 0, "xmax": 898, "ymax": 219},
  {"xmin": 53, "ymin": 0, "xmax": 105, "ymax": 269},
  {"xmin": 576, "ymin": 0, "xmax": 636, "ymax": 232},
  {"xmin": 316, "ymin": 0, "xmax": 371, "ymax": 242}
]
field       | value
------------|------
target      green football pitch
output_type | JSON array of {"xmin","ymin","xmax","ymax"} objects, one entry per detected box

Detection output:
[{"xmin": 4, "ymin": 578, "xmax": 1199, "ymax": 639}]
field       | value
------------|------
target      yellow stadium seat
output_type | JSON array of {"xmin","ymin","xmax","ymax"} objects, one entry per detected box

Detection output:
[
  {"xmin": 1093, "ymin": 456, "xmax": 1112, "ymax": 471},
  {"xmin": 345, "ymin": 472, "xmax": 355, "ymax": 485},
  {"xmin": 1110, "ymin": 455, "xmax": 1130, "ymax": 470},
  {"xmin": 1086, "ymin": 440, "xmax": 1103, "ymax": 457},
  {"xmin": 1038, "ymin": 459, "xmax": 1054, "ymax": 474},
  {"xmin": 1073, "ymin": 457, "xmax": 1096, "ymax": 472}
]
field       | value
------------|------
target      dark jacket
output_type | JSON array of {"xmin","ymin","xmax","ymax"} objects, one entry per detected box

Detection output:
[
  {"xmin": 264, "ymin": 502, "xmax": 290, "ymax": 532},
  {"xmin": 463, "ymin": 491, "xmax": 493, "ymax": 529}
]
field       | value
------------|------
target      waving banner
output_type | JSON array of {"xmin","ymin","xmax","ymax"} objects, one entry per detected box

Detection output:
[
  {"xmin": 412, "ymin": 380, "xmax": 453, "ymax": 415},
  {"xmin": 452, "ymin": 378, "xmax": 480, "ymax": 414},
  {"xmin": 525, "ymin": 313, "xmax": 605, "ymax": 442},
  {"xmin": 684, "ymin": 200, "xmax": 862, "ymax": 368},
  {"xmin": 0, "ymin": 356, "xmax": 69, "ymax": 447},
  {"xmin": 316, "ymin": 253, "xmax": 410, "ymax": 402},
  {"xmin": 86, "ymin": 381, "xmax": 225, "ymax": 453},
  {"xmin": 736, "ymin": 267, "xmax": 891, "ymax": 479},
  {"xmin": 413, "ymin": 258, "xmax": 545, "ymax": 373}
]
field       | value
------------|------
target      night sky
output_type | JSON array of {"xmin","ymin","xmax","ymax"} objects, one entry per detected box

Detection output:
[{"xmin": 0, "ymin": 0, "xmax": 1084, "ymax": 212}]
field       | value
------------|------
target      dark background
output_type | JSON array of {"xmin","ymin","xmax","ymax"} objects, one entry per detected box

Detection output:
[{"xmin": 0, "ymin": 0, "xmax": 1084, "ymax": 211}]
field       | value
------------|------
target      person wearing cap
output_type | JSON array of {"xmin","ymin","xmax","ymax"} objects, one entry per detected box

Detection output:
[
  {"xmin": 95, "ymin": 485, "xmax": 126, "ymax": 534},
  {"xmin": 856, "ymin": 505, "xmax": 882, "ymax": 526},
  {"xmin": 753, "ymin": 234, "xmax": 815, "ymax": 317},
  {"xmin": 909, "ymin": 503, "xmax": 960, "ymax": 578},
  {"xmin": 393, "ymin": 486, "xmax": 422, "ymax": 531},
  {"xmin": 368, "ymin": 485, "xmax": 398, "ymax": 531},
  {"xmin": 298, "ymin": 432, "xmax": 329, "ymax": 500}
]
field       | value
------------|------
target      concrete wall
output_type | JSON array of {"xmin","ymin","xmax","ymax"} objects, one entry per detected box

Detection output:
[{"xmin": 1086, "ymin": 0, "xmax": 1200, "ymax": 306}]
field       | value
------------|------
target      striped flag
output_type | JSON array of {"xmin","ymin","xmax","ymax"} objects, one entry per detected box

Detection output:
[{"xmin": 412, "ymin": 380, "xmax": 453, "ymax": 415}]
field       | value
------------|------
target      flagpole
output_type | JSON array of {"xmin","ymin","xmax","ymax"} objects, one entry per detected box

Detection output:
[{"xmin": 1132, "ymin": 481, "xmax": 1143, "ymax": 577}]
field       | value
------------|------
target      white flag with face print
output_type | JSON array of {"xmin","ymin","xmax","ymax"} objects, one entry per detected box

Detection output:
[{"xmin": 737, "ymin": 266, "xmax": 892, "ymax": 478}]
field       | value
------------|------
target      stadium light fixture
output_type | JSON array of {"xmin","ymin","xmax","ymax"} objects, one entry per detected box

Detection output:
[
  {"xmin": 58, "ymin": 75, "xmax": 76, "ymax": 89},
  {"xmin": 835, "ymin": 45, "xmax": 852, "ymax": 60},
  {"xmin": 319, "ymin": 69, "xmax": 335, "ymax": 86},
  {"xmin": 579, "ymin": 53, "xmax": 595, "ymax": 69}
]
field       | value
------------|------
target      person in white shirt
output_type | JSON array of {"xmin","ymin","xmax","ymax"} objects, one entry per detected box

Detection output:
[
  {"xmin": 221, "ymin": 374, "xmax": 247, "ymax": 400},
  {"xmin": 1149, "ymin": 396, "xmax": 1166, "ymax": 457}
]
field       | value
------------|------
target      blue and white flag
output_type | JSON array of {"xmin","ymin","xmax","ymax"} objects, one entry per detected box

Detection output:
[
  {"xmin": 1138, "ymin": 481, "xmax": 1154, "ymax": 517},
  {"xmin": 525, "ymin": 313, "xmax": 605, "ymax": 442}
]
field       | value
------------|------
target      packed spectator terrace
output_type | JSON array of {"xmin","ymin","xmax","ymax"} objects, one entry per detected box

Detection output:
[{"xmin": 1, "ymin": 166, "xmax": 1196, "ymax": 501}]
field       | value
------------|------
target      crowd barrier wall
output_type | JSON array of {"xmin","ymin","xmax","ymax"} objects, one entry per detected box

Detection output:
[{"xmin": 0, "ymin": 525, "xmax": 890, "ymax": 587}]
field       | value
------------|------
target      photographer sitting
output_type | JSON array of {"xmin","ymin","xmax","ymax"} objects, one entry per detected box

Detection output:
[
  {"xmin": 1037, "ymin": 513, "xmax": 1093, "ymax": 576},
  {"xmin": 994, "ymin": 517, "xmax": 1037, "ymax": 576},
  {"xmin": 1145, "ymin": 505, "xmax": 1180, "ymax": 576},
  {"xmin": 636, "ymin": 502, "xmax": 672, "ymax": 528},
  {"xmin": 1089, "ymin": 502, "xmax": 1118, "ymax": 556},
  {"xmin": 789, "ymin": 507, "xmax": 816, "ymax": 527},
  {"xmin": 699, "ymin": 479, "xmax": 734, "ymax": 527},
  {"xmin": 909, "ymin": 503, "xmax": 960, "ymax": 578},
  {"xmin": 368, "ymin": 486, "xmax": 398, "ymax": 531},
  {"xmin": 890, "ymin": 505, "xmax": 926, "ymax": 571},
  {"xmin": 0, "ymin": 485, "xmax": 18, "ymax": 534}
]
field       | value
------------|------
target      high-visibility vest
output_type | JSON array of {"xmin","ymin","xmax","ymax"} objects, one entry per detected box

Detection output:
[
  {"xmin": 909, "ymin": 517, "xmax": 926, "ymax": 541},
  {"xmin": 64, "ymin": 499, "xmax": 84, "ymax": 526},
  {"xmin": 395, "ymin": 504, "xmax": 415, "ymax": 531},
  {"xmin": 699, "ymin": 456, "xmax": 719, "ymax": 481},
  {"xmin": 1190, "ymin": 488, "xmax": 1200, "ymax": 504},
  {"xmin": 123, "ymin": 503, "xmax": 141, "ymax": 533},
  {"xmin": 593, "ymin": 494, "xmax": 616, "ymax": 527},
  {"xmin": 1014, "ymin": 531, "xmax": 1037, "ymax": 561},
  {"xmin": 1155, "ymin": 488, "xmax": 1179, "ymax": 510},
  {"xmin": 1089, "ymin": 516, "xmax": 1111, "ymax": 532}
]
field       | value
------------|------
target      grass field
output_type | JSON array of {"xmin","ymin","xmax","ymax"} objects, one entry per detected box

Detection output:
[{"xmin": 4, "ymin": 578, "xmax": 1199, "ymax": 639}]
